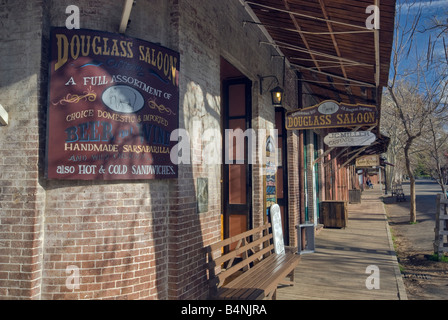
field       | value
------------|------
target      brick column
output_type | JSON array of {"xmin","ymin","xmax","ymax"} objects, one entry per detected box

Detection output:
[{"xmin": 0, "ymin": 0, "xmax": 46, "ymax": 299}]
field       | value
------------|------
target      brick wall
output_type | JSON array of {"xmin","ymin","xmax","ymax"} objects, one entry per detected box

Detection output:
[
  {"xmin": 41, "ymin": 0, "xmax": 177, "ymax": 300},
  {"xmin": 0, "ymin": 0, "xmax": 46, "ymax": 299}
]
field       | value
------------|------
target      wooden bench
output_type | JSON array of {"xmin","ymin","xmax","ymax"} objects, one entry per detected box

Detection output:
[
  {"xmin": 391, "ymin": 183, "xmax": 397, "ymax": 197},
  {"xmin": 205, "ymin": 223, "xmax": 301, "ymax": 300}
]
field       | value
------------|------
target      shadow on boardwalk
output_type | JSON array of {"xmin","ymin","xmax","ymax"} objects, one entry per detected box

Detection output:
[{"xmin": 277, "ymin": 188, "xmax": 407, "ymax": 300}]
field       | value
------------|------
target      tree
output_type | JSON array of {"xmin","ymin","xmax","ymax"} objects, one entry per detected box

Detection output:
[
  {"xmin": 420, "ymin": 116, "xmax": 448, "ymax": 196},
  {"xmin": 385, "ymin": 0, "xmax": 448, "ymax": 223}
]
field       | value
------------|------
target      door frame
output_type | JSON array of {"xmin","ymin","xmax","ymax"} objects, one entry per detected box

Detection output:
[
  {"xmin": 275, "ymin": 108, "xmax": 289, "ymax": 245},
  {"xmin": 222, "ymin": 77, "xmax": 253, "ymax": 240}
]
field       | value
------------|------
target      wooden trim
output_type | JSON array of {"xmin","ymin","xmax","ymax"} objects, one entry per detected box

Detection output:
[
  {"xmin": 283, "ymin": 0, "xmax": 321, "ymax": 72},
  {"xmin": 119, "ymin": 0, "xmax": 133, "ymax": 34},
  {"xmin": 213, "ymin": 233, "xmax": 273, "ymax": 266},
  {"xmin": 317, "ymin": 0, "xmax": 347, "ymax": 78},
  {"xmin": 246, "ymin": 1, "xmax": 372, "ymax": 31},
  {"xmin": 208, "ymin": 223, "xmax": 270, "ymax": 252}
]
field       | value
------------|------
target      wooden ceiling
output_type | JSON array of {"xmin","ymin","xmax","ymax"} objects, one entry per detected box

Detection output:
[{"xmin": 245, "ymin": 0, "xmax": 396, "ymax": 107}]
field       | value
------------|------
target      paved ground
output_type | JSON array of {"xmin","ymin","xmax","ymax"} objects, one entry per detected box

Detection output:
[
  {"xmin": 278, "ymin": 188, "xmax": 407, "ymax": 300},
  {"xmin": 383, "ymin": 180, "xmax": 448, "ymax": 300}
]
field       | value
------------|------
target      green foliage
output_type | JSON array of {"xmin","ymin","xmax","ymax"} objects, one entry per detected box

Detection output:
[
  {"xmin": 428, "ymin": 253, "xmax": 448, "ymax": 262},
  {"xmin": 413, "ymin": 161, "xmax": 429, "ymax": 177}
]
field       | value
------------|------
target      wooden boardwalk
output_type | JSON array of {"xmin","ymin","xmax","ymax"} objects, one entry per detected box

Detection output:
[{"xmin": 278, "ymin": 189, "xmax": 408, "ymax": 300}]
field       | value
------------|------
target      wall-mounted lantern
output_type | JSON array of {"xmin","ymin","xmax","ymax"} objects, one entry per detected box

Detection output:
[
  {"xmin": 270, "ymin": 86, "xmax": 284, "ymax": 107},
  {"xmin": 259, "ymin": 75, "xmax": 284, "ymax": 107}
]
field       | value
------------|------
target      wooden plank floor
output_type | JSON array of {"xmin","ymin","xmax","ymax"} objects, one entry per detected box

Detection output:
[{"xmin": 277, "ymin": 189, "xmax": 408, "ymax": 300}]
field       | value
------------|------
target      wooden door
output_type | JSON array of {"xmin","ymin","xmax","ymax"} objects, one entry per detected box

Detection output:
[{"xmin": 223, "ymin": 78, "xmax": 252, "ymax": 242}]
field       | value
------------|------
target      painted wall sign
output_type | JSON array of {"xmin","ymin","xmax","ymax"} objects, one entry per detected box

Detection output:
[
  {"xmin": 286, "ymin": 100, "xmax": 378, "ymax": 130},
  {"xmin": 356, "ymin": 155, "xmax": 380, "ymax": 168},
  {"xmin": 46, "ymin": 28, "xmax": 180, "ymax": 180},
  {"xmin": 324, "ymin": 131, "xmax": 377, "ymax": 147}
]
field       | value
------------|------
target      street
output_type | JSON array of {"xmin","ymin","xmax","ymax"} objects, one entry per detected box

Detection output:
[{"xmin": 383, "ymin": 179, "xmax": 448, "ymax": 299}]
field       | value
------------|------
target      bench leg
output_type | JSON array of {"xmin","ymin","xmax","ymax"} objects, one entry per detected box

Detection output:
[
  {"xmin": 280, "ymin": 269, "xmax": 295, "ymax": 286},
  {"xmin": 264, "ymin": 289, "xmax": 277, "ymax": 300}
]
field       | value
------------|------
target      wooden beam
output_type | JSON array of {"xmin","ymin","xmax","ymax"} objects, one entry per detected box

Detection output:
[
  {"xmin": 246, "ymin": 1, "xmax": 371, "ymax": 31},
  {"xmin": 340, "ymin": 142, "xmax": 381, "ymax": 169},
  {"xmin": 374, "ymin": 0, "xmax": 381, "ymax": 87},
  {"xmin": 261, "ymin": 41, "xmax": 371, "ymax": 69},
  {"xmin": 283, "ymin": 0, "xmax": 321, "ymax": 72},
  {"xmin": 119, "ymin": 0, "xmax": 134, "ymax": 34},
  {"xmin": 243, "ymin": 20, "xmax": 373, "ymax": 36},
  {"xmin": 317, "ymin": 0, "xmax": 347, "ymax": 79},
  {"xmin": 239, "ymin": 0, "xmax": 290, "ymax": 67},
  {"xmin": 291, "ymin": 63, "xmax": 376, "ymax": 88}
]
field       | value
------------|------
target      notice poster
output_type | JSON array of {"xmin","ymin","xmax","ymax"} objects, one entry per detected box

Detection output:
[{"xmin": 46, "ymin": 28, "xmax": 179, "ymax": 180}]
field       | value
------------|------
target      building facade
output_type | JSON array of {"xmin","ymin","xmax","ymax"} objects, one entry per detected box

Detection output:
[
  {"xmin": 0, "ymin": 0, "xmax": 394, "ymax": 300},
  {"xmin": 0, "ymin": 0, "xmax": 304, "ymax": 300}
]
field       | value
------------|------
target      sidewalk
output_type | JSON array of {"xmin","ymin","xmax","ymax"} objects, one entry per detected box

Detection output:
[{"xmin": 277, "ymin": 188, "xmax": 408, "ymax": 300}]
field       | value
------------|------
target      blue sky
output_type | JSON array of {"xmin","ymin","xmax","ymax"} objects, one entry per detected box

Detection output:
[
  {"xmin": 395, "ymin": 0, "xmax": 447, "ymax": 67},
  {"xmin": 392, "ymin": 0, "xmax": 447, "ymax": 96}
]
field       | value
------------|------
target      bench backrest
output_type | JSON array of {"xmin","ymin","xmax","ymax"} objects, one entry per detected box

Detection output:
[{"xmin": 206, "ymin": 223, "xmax": 274, "ymax": 291}]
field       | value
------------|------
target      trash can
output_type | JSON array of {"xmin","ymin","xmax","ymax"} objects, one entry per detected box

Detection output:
[
  {"xmin": 297, "ymin": 223, "xmax": 315, "ymax": 255},
  {"xmin": 320, "ymin": 201, "xmax": 348, "ymax": 228}
]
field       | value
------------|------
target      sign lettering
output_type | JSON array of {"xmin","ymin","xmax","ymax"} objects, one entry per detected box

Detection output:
[
  {"xmin": 46, "ymin": 28, "xmax": 180, "ymax": 180},
  {"xmin": 286, "ymin": 100, "xmax": 378, "ymax": 131},
  {"xmin": 324, "ymin": 131, "xmax": 376, "ymax": 147},
  {"xmin": 356, "ymin": 155, "xmax": 380, "ymax": 168}
]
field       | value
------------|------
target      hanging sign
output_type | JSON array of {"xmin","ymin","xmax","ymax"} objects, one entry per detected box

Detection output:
[
  {"xmin": 286, "ymin": 100, "xmax": 378, "ymax": 131},
  {"xmin": 270, "ymin": 204, "xmax": 285, "ymax": 255},
  {"xmin": 324, "ymin": 131, "xmax": 376, "ymax": 147},
  {"xmin": 46, "ymin": 28, "xmax": 180, "ymax": 180}
]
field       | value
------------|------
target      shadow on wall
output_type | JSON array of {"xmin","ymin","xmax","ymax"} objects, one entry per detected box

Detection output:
[
  {"xmin": 0, "ymin": 0, "xmax": 224, "ymax": 301},
  {"xmin": 33, "ymin": 1, "xmax": 213, "ymax": 300}
]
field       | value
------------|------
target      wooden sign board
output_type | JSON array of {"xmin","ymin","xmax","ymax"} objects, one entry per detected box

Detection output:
[
  {"xmin": 324, "ymin": 131, "xmax": 376, "ymax": 147},
  {"xmin": 270, "ymin": 204, "xmax": 285, "ymax": 254},
  {"xmin": 46, "ymin": 28, "xmax": 180, "ymax": 180},
  {"xmin": 286, "ymin": 100, "xmax": 378, "ymax": 131}
]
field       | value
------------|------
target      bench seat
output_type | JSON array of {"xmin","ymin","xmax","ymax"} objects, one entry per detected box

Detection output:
[
  {"xmin": 217, "ymin": 251, "xmax": 300, "ymax": 300},
  {"xmin": 206, "ymin": 223, "xmax": 300, "ymax": 300}
]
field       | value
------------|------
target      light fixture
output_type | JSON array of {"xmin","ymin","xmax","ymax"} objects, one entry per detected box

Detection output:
[
  {"xmin": 270, "ymin": 86, "xmax": 284, "ymax": 107},
  {"xmin": 259, "ymin": 75, "xmax": 284, "ymax": 107}
]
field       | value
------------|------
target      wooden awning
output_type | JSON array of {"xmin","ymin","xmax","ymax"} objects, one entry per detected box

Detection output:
[
  {"xmin": 244, "ymin": 0, "xmax": 396, "ymax": 107},
  {"xmin": 244, "ymin": 0, "xmax": 395, "ymax": 159}
]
